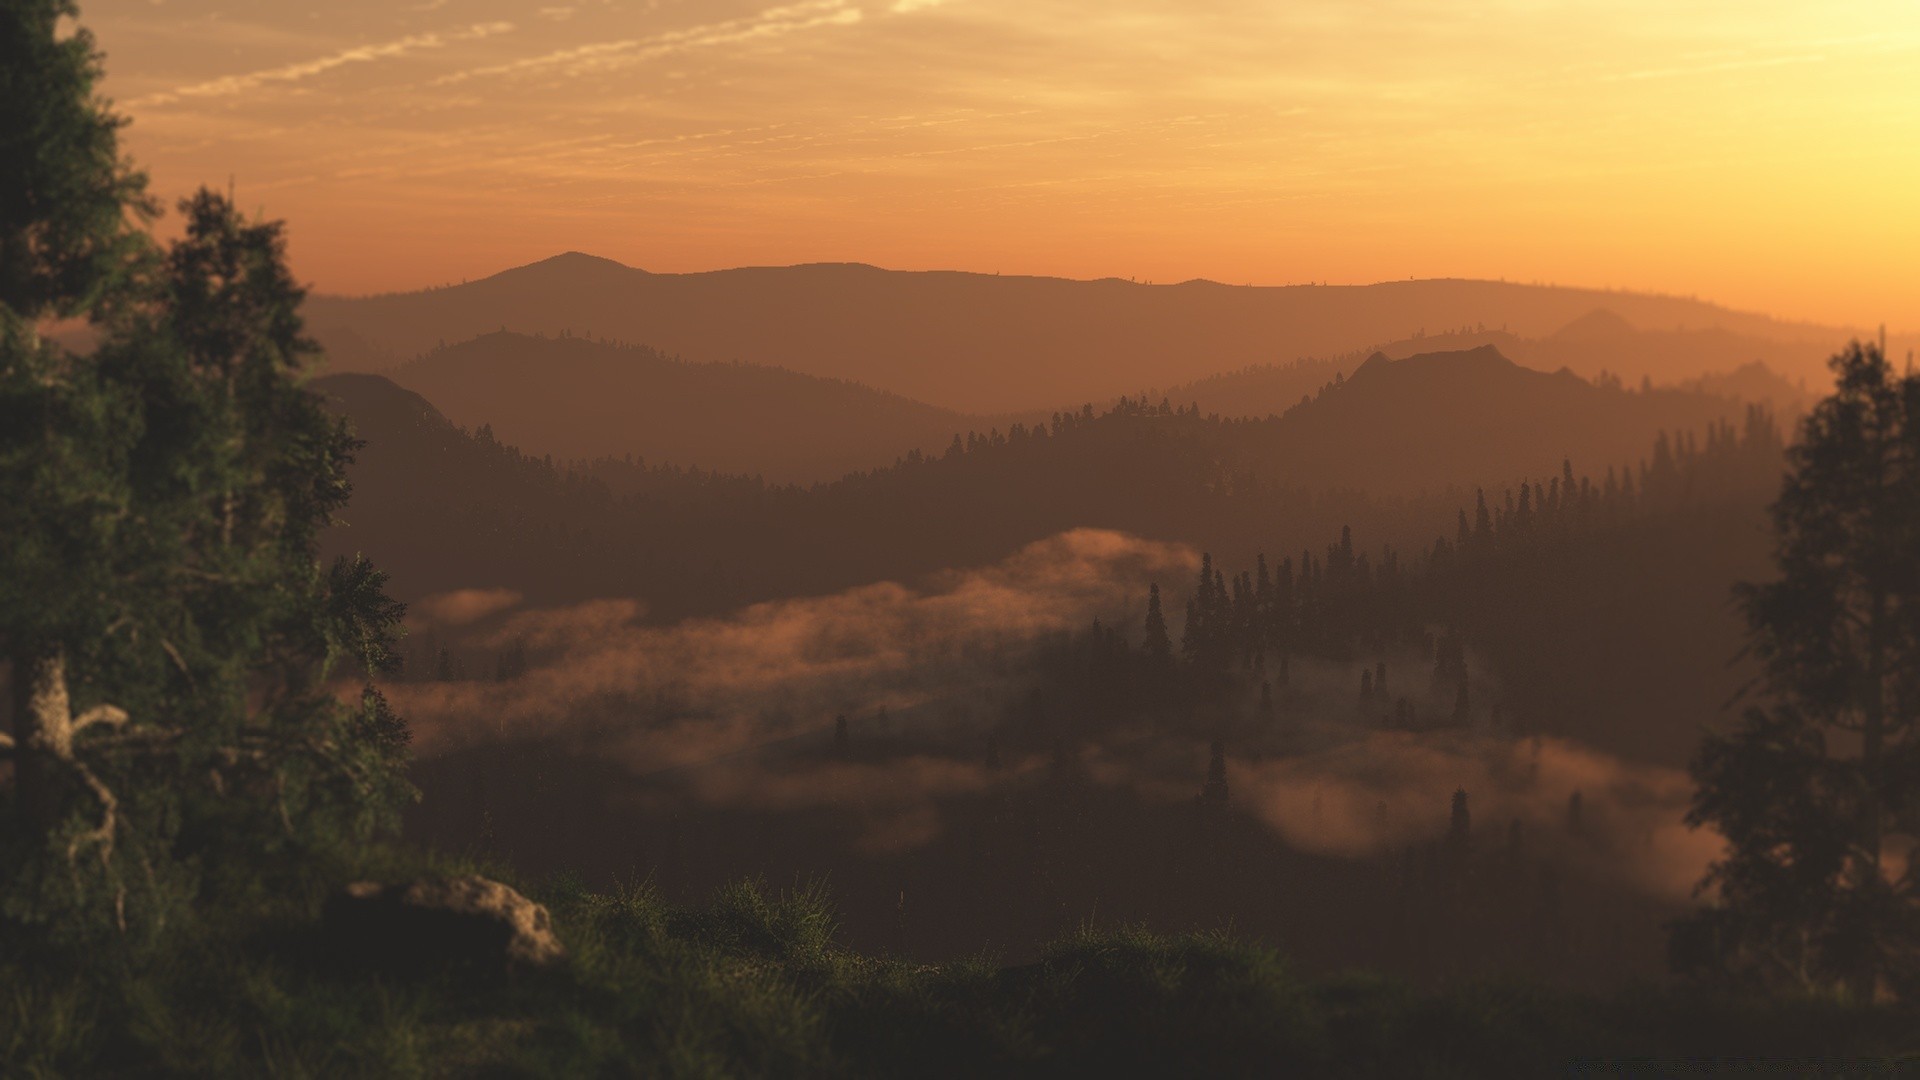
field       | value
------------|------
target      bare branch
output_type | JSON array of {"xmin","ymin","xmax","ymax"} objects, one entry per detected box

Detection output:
[
  {"xmin": 159, "ymin": 639, "xmax": 192, "ymax": 682},
  {"xmin": 72, "ymin": 704, "xmax": 129, "ymax": 735},
  {"xmin": 64, "ymin": 754, "xmax": 128, "ymax": 932}
]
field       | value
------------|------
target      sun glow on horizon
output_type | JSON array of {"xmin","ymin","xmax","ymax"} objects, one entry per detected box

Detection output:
[{"xmin": 90, "ymin": 0, "xmax": 1920, "ymax": 328}]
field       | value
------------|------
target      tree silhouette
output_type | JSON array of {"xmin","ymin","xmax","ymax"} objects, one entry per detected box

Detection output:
[
  {"xmin": 1449, "ymin": 788, "xmax": 1471, "ymax": 856},
  {"xmin": 1676, "ymin": 341, "xmax": 1920, "ymax": 999},
  {"xmin": 1200, "ymin": 740, "xmax": 1229, "ymax": 803},
  {"xmin": 1143, "ymin": 582, "xmax": 1172, "ymax": 664}
]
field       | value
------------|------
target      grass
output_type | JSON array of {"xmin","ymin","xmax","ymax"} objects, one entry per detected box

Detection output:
[{"xmin": 4, "ymin": 850, "xmax": 1919, "ymax": 1077}]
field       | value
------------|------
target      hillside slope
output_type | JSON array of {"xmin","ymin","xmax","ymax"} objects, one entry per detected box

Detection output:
[{"xmin": 390, "ymin": 331, "xmax": 983, "ymax": 484}]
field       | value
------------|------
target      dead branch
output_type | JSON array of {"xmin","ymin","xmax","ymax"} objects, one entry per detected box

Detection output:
[
  {"xmin": 159, "ymin": 639, "xmax": 191, "ymax": 679},
  {"xmin": 72, "ymin": 704, "xmax": 129, "ymax": 735},
  {"xmin": 65, "ymin": 754, "xmax": 127, "ymax": 932}
]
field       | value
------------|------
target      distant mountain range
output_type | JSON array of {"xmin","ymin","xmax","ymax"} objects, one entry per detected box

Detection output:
[
  {"xmin": 303, "ymin": 254, "xmax": 1858, "ymax": 414},
  {"xmin": 387, "ymin": 331, "xmax": 988, "ymax": 485},
  {"xmin": 315, "ymin": 344, "xmax": 1771, "ymax": 617}
]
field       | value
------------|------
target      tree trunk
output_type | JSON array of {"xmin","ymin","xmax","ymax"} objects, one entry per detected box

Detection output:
[
  {"xmin": 10, "ymin": 646, "xmax": 74, "ymax": 842},
  {"xmin": 1853, "ymin": 588, "xmax": 1889, "ymax": 1002}
]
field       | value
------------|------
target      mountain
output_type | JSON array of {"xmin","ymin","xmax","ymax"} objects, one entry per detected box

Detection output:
[
  {"xmin": 316, "ymin": 359, "xmax": 1781, "ymax": 772},
  {"xmin": 387, "ymin": 331, "xmax": 986, "ymax": 484},
  {"xmin": 1241, "ymin": 345, "xmax": 1764, "ymax": 493},
  {"xmin": 303, "ymin": 254, "xmax": 1854, "ymax": 414},
  {"xmin": 316, "ymin": 346, "xmax": 1763, "ymax": 618},
  {"xmin": 1155, "ymin": 314, "xmax": 1821, "ymax": 421}
]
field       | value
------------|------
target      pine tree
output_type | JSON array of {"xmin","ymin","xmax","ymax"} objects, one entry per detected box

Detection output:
[
  {"xmin": 1676, "ymin": 341, "xmax": 1920, "ymax": 998},
  {"xmin": 1201, "ymin": 740, "xmax": 1228, "ymax": 803},
  {"xmin": 1449, "ymin": 788, "xmax": 1471, "ymax": 854},
  {"xmin": 1, "ymin": 11, "xmax": 411, "ymax": 940},
  {"xmin": 1180, "ymin": 598, "xmax": 1201, "ymax": 663},
  {"xmin": 0, "ymin": 0, "xmax": 152, "ymax": 322},
  {"xmin": 1142, "ymin": 582, "xmax": 1172, "ymax": 664}
]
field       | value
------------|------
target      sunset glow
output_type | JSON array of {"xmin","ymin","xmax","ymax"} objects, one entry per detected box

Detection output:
[{"xmin": 90, "ymin": 0, "xmax": 1920, "ymax": 325}]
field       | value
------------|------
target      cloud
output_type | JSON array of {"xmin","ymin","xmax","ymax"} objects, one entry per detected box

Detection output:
[
  {"xmin": 380, "ymin": 529, "xmax": 1729, "ymax": 880},
  {"xmin": 891, "ymin": 0, "xmax": 951, "ymax": 12},
  {"xmin": 1222, "ymin": 732, "xmax": 1721, "ymax": 902},
  {"xmin": 384, "ymin": 528, "xmax": 1195, "ymax": 756},
  {"xmin": 131, "ymin": 22, "xmax": 516, "ymax": 107},
  {"xmin": 430, "ymin": 0, "xmax": 861, "ymax": 87},
  {"xmin": 380, "ymin": 528, "xmax": 1190, "ymax": 853}
]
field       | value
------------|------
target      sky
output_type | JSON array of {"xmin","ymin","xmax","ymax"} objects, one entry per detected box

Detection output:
[{"xmin": 83, "ymin": 0, "xmax": 1920, "ymax": 326}]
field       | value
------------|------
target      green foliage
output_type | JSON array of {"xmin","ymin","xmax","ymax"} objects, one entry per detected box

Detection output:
[
  {"xmin": 1678, "ymin": 341, "xmax": 1920, "ymax": 998},
  {"xmin": 1, "ymin": 4, "xmax": 413, "ymax": 949},
  {"xmin": 2, "ymin": 863, "xmax": 1915, "ymax": 1077},
  {"xmin": 0, "ymin": 0, "xmax": 152, "ymax": 321}
]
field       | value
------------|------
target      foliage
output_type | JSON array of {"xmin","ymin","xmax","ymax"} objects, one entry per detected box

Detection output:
[
  {"xmin": 1676, "ymin": 342, "xmax": 1920, "ymax": 998},
  {"xmin": 1, "ymin": 3, "xmax": 413, "ymax": 949},
  {"xmin": 0, "ymin": 0, "xmax": 153, "ymax": 322},
  {"xmin": 1, "ymin": 860, "xmax": 1915, "ymax": 1078}
]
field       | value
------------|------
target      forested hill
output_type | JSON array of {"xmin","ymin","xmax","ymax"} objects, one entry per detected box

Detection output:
[
  {"xmin": 302, "ymin": 253, "xmax": 1851, "ymax": 413},
  {"xmin": 1236, "ymin": 345, "xmax": 1758, "ymax": 493},
  {"xmin": 314, "ymin": 346, "xmax": 1771, "ymax": 620},
  {"xmin": 1153, "ymin": 320, "xmax": 1813, "ymax": 421},
  {"xmin": 389, "ymin": 331, "xmax": 989, "ymax": 485}
]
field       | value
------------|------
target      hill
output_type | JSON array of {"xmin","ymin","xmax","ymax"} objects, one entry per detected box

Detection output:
[
  {"xmin": 316, "ymin": 348, "xmax": 1759, "ymax": 614},
  {"xmin": 1241, "ymin": 345, "xmax": 1759, "ymax": 493},
  {"xmin": 303, "ymin": 254, "xmax": 1853, "ymax": 413},
  {"xmin": 1157, "ymin": 316, "xmax": 1815, "ymax": 420},
  {"xmin": 389, "ymin": 331, "xmax": 985, "ymax": 484}
]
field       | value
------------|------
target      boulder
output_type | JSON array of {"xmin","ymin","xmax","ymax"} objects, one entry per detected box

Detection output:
[{"xmin": 324, "ymin": 875, "xmax": 566, "ymax": 971}]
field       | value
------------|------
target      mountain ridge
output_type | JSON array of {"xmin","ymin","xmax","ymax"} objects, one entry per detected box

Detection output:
[
  {"xmin": 304, "ymin": 255, "xmax": 1857, "ymax": 414},
  {"xmin": 387, "ymin": 330, "xmax": 990, "ymax": 484}
]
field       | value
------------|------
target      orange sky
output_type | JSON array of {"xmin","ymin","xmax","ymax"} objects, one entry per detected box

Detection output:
[{"xmin": 86, "ymin": 0, "xmax": 1920, "ymax": 327}]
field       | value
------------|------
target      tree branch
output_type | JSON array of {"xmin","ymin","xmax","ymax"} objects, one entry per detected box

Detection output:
[
  {"xmin": 65, "ymin": 754, "xmax": 127, "ymax": 932},
  {"xmin": 72, "ymin": 704, "xmax": 129, "ymax": 735}
]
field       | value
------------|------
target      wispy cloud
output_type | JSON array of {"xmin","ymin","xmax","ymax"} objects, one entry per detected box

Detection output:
[
  {"xmin": 430, "ymin": 0, "xmax": 859, "ymax": 87},
  {"xmin": 130, "ymin": 21, "xmax": 516, "ymax": 107}
]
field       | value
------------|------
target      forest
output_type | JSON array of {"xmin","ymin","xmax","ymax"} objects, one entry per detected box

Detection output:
[{"xmin": 5, "ymin": 1, "xmax": 1920, "ymax": 1075}]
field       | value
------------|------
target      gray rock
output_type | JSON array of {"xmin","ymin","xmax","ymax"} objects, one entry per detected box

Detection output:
[{"xmin": 324, "ymin": 875, "xmax": 566, "ymax": 970}]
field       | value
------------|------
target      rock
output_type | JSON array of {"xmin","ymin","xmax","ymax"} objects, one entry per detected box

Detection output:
[{"xmin": 324, "ymin": 875, "xmax": 566, "ymax": 971}]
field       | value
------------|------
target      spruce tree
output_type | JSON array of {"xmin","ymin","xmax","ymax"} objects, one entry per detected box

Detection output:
[
  {"xmin": 1, "ymin": 6, "xmax": 411, "ymax": 942},
  {"xmin": 1201, "ymin": 740, "xmax": 1228, "ymax": 803},
  {"xmin": 1142, "ymin": 582, "xmax": 1172, "ymax": 664},
  {"xmin": 1677, "ymin": 341, "xmax": 1920, "ymax": 998},
  {"xmin": 1448, "ymin": 788, "xmax": 1471, "ymax": 855}
]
